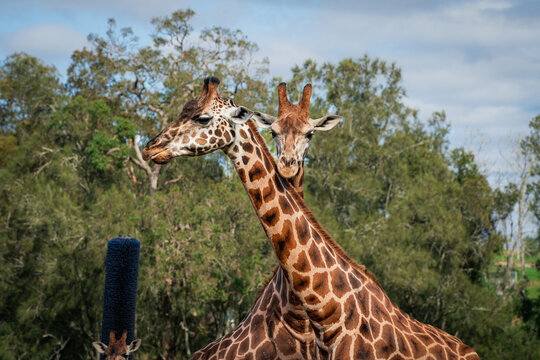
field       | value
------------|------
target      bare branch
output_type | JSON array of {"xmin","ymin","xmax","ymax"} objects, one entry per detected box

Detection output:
[
  {"xmin": 125, "ymin": 74, "xmax": 168, "ymax": 123},
  {"xmin": 124, "ymin": 163, "xmax": 138, "ymax": 185},
  {"xmin": 148, "ymin": 103, "xmax": 168, "ymax": 122},
  {"xmin": 159, "ymin": 174, "xmax": 183, "ymax": 190},
  {"xmin": 106, "ymin": 147, "xmax": 121, "ymax": 156},
  {"xmin": 130, "ymin": 139, "xmax": 153, "ymax": 176},
  {"xmin": 171, "ymin": 52, "xmax": 185, "ymax": 68}
]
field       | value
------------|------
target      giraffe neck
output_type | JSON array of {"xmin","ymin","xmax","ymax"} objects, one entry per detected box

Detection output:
[{"xmin": 224, "ymin": 121, "xmax": 379, "ymax": 341}]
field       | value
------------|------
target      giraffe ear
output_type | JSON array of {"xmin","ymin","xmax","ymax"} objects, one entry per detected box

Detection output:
[
  {"xmin": 230, "ymin": 106, "xmax": 254, "ymax": 124},
  {"xmin": 251, "ymin": 111, "xmax": 277, "ymax": 129},
  {"xmin": 126, "ymin": 339, "xmax": 142, "ymax": 354},
  {"xmin": 92, "ymin": 341, "xmax": 108, "ymax": 354},
  {"xmin": 309, "ymin": 115, "xmax": 342, "ymax": 131}
]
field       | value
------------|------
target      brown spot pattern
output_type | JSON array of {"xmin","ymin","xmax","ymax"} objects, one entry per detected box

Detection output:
[
  {"xmin": 344, "ymin": 295, "xmax": 360, "ymax": 331},
  {"xmin": 307, "ymin": 298, "xmax": 341, "ymax": 327},
  {"xmin": 305, "ymin": 294, "xmax": 321, "ymax": 305},
  {"xmin": 262, "ymin": 207, "xmax": 280, "ymax": 227},
  {"xmin": 248, "ymin": 161, "xmax": 266, "ymax": 182},
  {"xmin": 308, "ymin": 243, "xmax": 325, "ymax": 268},
  {"xmin": 249, "ymin": 188, "xmax": 263, "ymax": 210},
  {"xmin": 275, "ymin": 328, "xmax": 295, "ymax": 356},
  {"xmin": 278, "ymin": 195, "xmax": 294, "ymax": 215},
  {"xmin": 312, "ymin": 272, "xmax": 330, "ymax": 298},
  {"xmin": 262, "ymin": 182, "xmax": 276, "ymax": 203},
  {"xmin": 331, "ymin": 268, "xmax": 351, "ymax": 298},
  {"xmin": 354, "ymin": 338, "xmax": 376, "ymax": 360},
  {"xmin": 323, "ymin": 248, "xmax": 335, "ymax": 267},
  {"xmin": 335, "ymin": 334, "xmax": 352, "ymax": 358},
  {"xmin": 293, "ymin": 251, "xmax": 311, "ymax": 273},
  {"xmin": 292, "ymin": 271, "xmax": 310, "ymax": 292},
  {"xmin": 295, "ymin": 216, "xmax": 310, "ymax": 245},
  {"xmin": 272, "ymin": 220, "xmax": 295, "ymax": 262},
  {"xmin": 242, "ymin": 142, "xmax": 254, "ymax": 153}
]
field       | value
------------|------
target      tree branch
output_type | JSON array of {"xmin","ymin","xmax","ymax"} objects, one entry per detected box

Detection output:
[
  {"xmin": 159, "ymin": 174, "xmax": 183, "ymax": 190},
  {"xmin": 148, "ymin": 103, "xmax": 168, "ymax": 122},
  {"xmin": 106, "ymin": 147, "xmax": 121, "ymax": 156},
  {"xmin": 130, "ymin": 139, "xmax": 153, "ymax": 177}
]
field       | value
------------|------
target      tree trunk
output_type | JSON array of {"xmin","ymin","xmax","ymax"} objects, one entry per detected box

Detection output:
[
  {"xmin": 181, "ymin": 313, "xmax": 191, "ymax": 358},
  {"xmin": 148, "ymin": 164, "xmax": 161, "ymax": 193},
  {"xmin": 520, "ymin": 244, "xmax": 526, "ymax": 280},
  {"xmin": 517, "ymin": 156, "xmax": 530, "ymax": 281},
  {"xmin": 505, "ymin": 252, "xmax": 512, "ymax": 290}
]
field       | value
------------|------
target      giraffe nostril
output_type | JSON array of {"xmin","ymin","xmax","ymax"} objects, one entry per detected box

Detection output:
[{"xmin": 282, "ymin": 157, "xmax": 297, "ymax": 167}]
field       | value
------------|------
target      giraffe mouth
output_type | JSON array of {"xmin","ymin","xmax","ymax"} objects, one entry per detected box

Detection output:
[
  {"xmin": 277, "ymin": 164, "xmax": 299, "ymax": 178},
  {"xmin": 143, "ymin": 147, "xmax": 173, "ymax": 164}
]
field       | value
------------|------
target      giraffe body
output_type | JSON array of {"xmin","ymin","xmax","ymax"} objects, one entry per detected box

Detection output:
[
  {"xmin": 143, "ymin": 77, "xmax": 480, "ymax": 360},
  {"xmin": 192, "ymin": 267, "xmax": 318, "ymax": 360}
]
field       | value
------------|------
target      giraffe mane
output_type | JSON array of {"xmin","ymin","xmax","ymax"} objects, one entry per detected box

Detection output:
[{"xmin": 246, "ymin": 120, "xmax": 381, "ymax": 288}]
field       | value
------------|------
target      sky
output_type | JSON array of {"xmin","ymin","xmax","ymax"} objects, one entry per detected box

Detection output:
[{"xmin": 1, "ymin": 0, "xmax": 540, "ymax": 186}]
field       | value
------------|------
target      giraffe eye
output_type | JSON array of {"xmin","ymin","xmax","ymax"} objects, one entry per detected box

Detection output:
[
  {"xmin": 193, "ymin": 114, "xmax": 213, "ymax": 125},
  {"xmin": 306, "ymin": 131, "xmax": 315, "ymax": 140}
]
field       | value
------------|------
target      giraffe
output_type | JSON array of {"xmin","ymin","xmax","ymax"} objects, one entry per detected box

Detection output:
[
  {"xmin": 188, "ymin": 83, "xmax": 341, "ymax": 360},
  {"xmin": 191, "ymin": 266, "xmax": 317, "ymax": 360},
  {"xmin": 143, "ymin": 77, "xmax": 480, "ymax": 359},
  {"xmin": 92, "ymin": 331, "xmax": 142, "ymax": 360},
  {"xmin": 251, "ymin": 82, "xmax": 341, "ymax": 183}
]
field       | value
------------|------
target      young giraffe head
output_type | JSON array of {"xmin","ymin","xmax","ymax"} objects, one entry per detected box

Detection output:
[
  {"xmin": 142, "ymin": 77, "xmax": 253, "ymax": 163},
  {"xmin": 92, "ymin": 331, "xmax": 141, "ymax": 360},
  {"xmin": 252, "ymin": 83, "xmax": 341, "ymax": 178}
]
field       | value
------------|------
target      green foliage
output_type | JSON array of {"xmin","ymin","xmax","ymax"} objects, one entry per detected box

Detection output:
[
  {"xmin": 86, "ymin": 130, "xmax": 128, "ymax": 171},
  {"xmin": 0, "ymin": 53, "xmax": 62, "ymax": 135},
  {"xmin": 1, "ymin": 8, "xmax": 539, "ymax": 360}
]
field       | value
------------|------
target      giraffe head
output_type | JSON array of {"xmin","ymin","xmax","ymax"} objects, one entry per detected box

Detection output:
[
  {"xmin": 252, "ymin": 83, "xmax": 341, "ymax": 178},
  {"xmin": 92, "ymin": 331, "xmax": 141, "ymax": 360},
  {"xmin": 142, "ymin": 77, "xmax": 253, "ymax": 163}
]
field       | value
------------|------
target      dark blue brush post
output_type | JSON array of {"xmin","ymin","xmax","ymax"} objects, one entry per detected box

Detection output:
[{"xmin": 99, "ymin": 235, "xmax": 141, "ymax": 360}]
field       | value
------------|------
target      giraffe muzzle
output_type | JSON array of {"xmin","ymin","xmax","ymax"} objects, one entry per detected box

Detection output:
[
  {"xmin": 142, "ymin": 146, "xmax": 173, "ymax": 164},
  {"xmin": 277, "ymin": 157, "xmax": 299, "ymax": 178}
]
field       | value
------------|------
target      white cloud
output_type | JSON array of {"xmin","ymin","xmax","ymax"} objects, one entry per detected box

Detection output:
[
  {"xmin": 6, "ymin": 0, "xmax": 182, "ymax": 21},
  {"xmin": 2, "ymin": 23, "xmax": 87, "ymax": 59},
  {"xmin": 444, "ymin": 0, "xmax": 513, "ymax": 19}
]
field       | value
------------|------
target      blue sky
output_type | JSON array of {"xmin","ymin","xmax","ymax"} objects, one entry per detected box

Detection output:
[{"xmin": 1, "ymin": 0, "xmax": 540, "ymax": 185}]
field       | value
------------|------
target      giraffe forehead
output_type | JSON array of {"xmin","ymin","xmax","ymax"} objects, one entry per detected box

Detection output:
[
  {"xmin": 174, "ymin": 99, "xmax": 232, "ymax": 130},
  {"xmin": 107, "ymin": 342, "xmax": 126, "ymax": 355},
  {"xmin": 180, "ymin": 95, "xmax": 229, "ymax": 119},
  {"xmin": 274, "ymin": 114, "xmax": 312, "ymax": 134},
  {"xmin": 179, "ymin": 99, "xmax": 202, "ymax": 117},
  {"xmin": 211, "ymin": 96, "xmax": 236, "ymax": 111}
]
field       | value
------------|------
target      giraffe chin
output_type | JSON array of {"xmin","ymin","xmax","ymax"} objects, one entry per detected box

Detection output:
[{"xmin": 151, "ymin": 149, "xmax": 174, "ymax": 164}]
